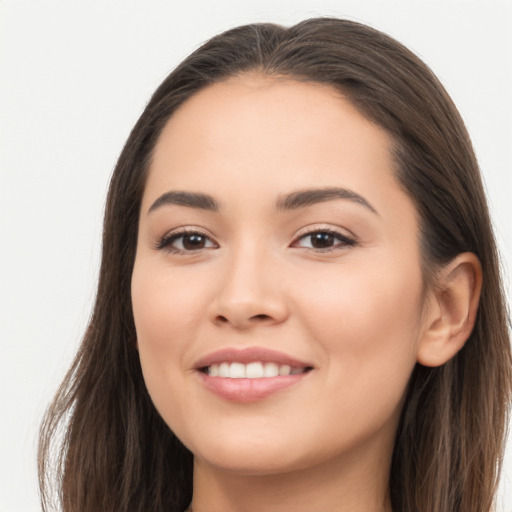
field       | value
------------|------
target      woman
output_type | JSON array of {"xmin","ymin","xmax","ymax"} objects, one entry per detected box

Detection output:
[{"xmin": 38, "ymin": 18, "xmax": 512, "ymax": 512}]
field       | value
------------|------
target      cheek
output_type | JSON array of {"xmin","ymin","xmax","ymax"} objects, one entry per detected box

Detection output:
[
  {"xmin": 292, "ymin": 256, "xmax": 424, "ymax": 401},
  {"xmin": 131, "ymin": 262, "xmax": 217, "ymax": 446},
  {"xmin": 131, "ymin": 261, "xmax": 208, "ymax": 409},
  {"xmin": 132, "ymin": 261, "xmax": 206, "ymax": 349},
  {"xmin": 299, "ymin": 262, "xmax": 422, "ymax": 332}
]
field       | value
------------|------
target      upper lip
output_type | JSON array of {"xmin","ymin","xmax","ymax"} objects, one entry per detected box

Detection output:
[{"xmin": 193, "ymin": 347, "xmax": 313, "ymax": 370}]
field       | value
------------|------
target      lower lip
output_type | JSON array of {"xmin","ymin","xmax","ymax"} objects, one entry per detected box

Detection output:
[{"xmin": 198, "ymin": 372, "xmax": 309, "ymax": 402}]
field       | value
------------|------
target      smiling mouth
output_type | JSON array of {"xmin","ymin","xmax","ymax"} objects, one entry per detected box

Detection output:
[{"xmin": 201, "ymin": 362, "xmax": 313, "ymax": 378}]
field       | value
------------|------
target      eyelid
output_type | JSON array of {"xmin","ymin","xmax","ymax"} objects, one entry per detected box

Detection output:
[
  {"xmin": 154, "ymin": 224, "xmax": 357, "ymax": 254},
  {"xmin": 155, "ymin": 226, "xmax": 219, "ymax": 253},
  {"xmin": 290, "ymin": 224, "xmax": 357, "ymax": 251},
  {"xmin": 292, "ymin": 223, "xmax": 357, "ymax": 240}
]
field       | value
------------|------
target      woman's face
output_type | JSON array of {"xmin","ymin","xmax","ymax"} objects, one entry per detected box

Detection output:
[{"xmin": 132, "ymin": 75, "xmax": 431, "ymax": 476}]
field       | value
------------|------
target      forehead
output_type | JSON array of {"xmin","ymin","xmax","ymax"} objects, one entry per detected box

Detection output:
[
  {"xmin": 143, "ymin": 74, "xmax": 408, "ymax": 219},
  {"xmin": 152, "ymin": 74, "xmax": 392, "ymax": 165}
]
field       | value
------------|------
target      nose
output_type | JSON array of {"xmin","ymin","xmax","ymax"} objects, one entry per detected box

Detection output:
[{"xmin": 207, "ymin": 249, "xmax": 289, "ymax": 330}]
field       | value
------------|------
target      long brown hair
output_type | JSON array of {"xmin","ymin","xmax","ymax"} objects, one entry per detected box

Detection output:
[{"xmin": 39, "ymin": 18, "xmax": 512, "ymax": 512}]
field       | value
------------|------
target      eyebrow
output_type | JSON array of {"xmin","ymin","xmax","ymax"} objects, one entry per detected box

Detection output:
[
  {"xmin": 148, "ymin": 187, "xmax": 377, "ymax": 215},
  {"xmin": 148, "ymin": 191, "xmax": 219, "ymax": 213},
  {"xmin": 276, "ymin": 187, "xmax": 378, "ymax": 214}
]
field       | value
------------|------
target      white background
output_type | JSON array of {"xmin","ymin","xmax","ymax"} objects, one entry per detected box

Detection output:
[{"xmin": 1, "ymin": 1, "xmax": 511, "ymax": 511}]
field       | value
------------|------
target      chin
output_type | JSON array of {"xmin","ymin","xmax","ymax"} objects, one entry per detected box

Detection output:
[
  {"xmin": 196, "ymin": 448, "xmax": 310, "ymax": 477},
  {"xmin": 182, "ymin": 427, "xmax": 313, "ymax": 475}
]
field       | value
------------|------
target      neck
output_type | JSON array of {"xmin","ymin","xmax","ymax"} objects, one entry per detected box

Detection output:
[{"xmin": 189, "ymin": 441, "xmax": 393, "ymax": 512}]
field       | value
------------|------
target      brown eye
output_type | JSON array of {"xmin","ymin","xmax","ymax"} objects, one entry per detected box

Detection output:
[
  {"xmin": 310, "ymin": 232, "xmax": 336, "ymax": 249},
  {"xmin": 157, "ymin": 231, "xmax": 218, "ymax": 253},
  {"xmin": 293, "ymin": 230, "xmax": 356, "ymax": 251},
  {"xmin": 182, "ymin": 234, "xmax": 207, "ymax": 250}
]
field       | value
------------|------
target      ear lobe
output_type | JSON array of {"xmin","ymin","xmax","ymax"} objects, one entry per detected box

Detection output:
[{"xmin": 417, "ymin": 252, "xmax": 482, "ymax": 367}]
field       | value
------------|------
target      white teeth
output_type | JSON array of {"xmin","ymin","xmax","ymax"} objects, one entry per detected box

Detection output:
[
  {"xmin": 263, "ymin": 362, "xmax": 279, "ymax": 377},
  {"xmin": 206, "ymin": 362, "xmax": 306, "ymax": 378},
  {"xmin": 218, "ymin": 362, "xmax": 230, "ymax": 377},
  {"xmin": 246, "ymin": 362, "xmax": 264, "ymax": 378},
  {"xmin": 279, "ymin": 364, "xmax": 291, "ymax": 376},
  {"xmin": 230, "ymin": 362, "xmax": 246, "ymax": 378}
]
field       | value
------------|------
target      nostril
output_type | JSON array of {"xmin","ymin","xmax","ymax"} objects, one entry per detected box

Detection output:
[
  {"xmin": 251, "ymin": 314, "xmax": 272, "ymax": 321},
  {"xmin": 216, "ymin": 315, "xmax": 229, "ymax": 324}
]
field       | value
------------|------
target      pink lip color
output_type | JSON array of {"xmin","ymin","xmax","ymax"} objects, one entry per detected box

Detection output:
[
  {"xmin": 194, "ymin": 347, "xmax": 311, "ymax": 369},
  {"xmin": 198, "ymin": 373, "xmax": 308, "ymax": 402},
  {"xmin": 194, "ymin": 347, "xmax": 313, "ymax": 403}
]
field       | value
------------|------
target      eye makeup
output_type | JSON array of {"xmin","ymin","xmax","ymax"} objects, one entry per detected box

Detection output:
[
  {"xmin": 155, "ymin": 225, "xmax": 357, "ymax": 256},
  {"xmin": 155, "ymin": 228, "xmax": 218, "ymax": 254}
]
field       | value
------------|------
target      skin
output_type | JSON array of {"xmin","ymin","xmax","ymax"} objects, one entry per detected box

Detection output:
[{"xmin": 131, "ymin": 75, "xmax": 481, "ymax": 512}]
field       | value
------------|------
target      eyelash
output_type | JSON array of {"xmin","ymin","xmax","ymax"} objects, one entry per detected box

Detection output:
[
  {"xmin": 156, "ymin": 228, "xmax": 217, "ymax": 254},
  {"xmin": 156, "ymin": 227, "xmax": 357, "ymax": 255},
  {"xmin": 291, "ymin": 228, "xmax": 357, "ymax": 252}
]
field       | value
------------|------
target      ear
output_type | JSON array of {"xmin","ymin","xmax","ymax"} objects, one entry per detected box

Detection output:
[{"xmin": 417, "ymin": 252, "xmax": 482, "ymax": 367}]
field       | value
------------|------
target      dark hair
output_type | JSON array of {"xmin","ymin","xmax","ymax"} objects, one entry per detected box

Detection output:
[{"xmin": 39, "ymin": 18, "xmax": 511, "ymax": 512}]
